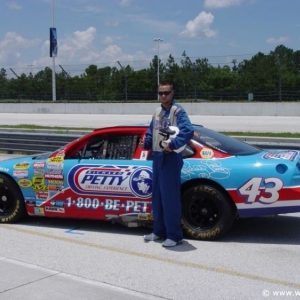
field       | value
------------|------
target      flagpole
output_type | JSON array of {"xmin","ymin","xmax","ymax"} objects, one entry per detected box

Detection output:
[{"xmin": 52, "ymin": 0, "xmax": 56, "ymax": 101}]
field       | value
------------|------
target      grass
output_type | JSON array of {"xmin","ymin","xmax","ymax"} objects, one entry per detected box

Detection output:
[
  {"xmin": 222, "ymin": 132, "xmax": 300, "ymax": 138},
  {"xmin": 0, "ymin": 124, "xmax": 300, "ymax": 138},
  {"xmin": 0, "ymin": 124, "xmax": 92, "ymax": 131}
]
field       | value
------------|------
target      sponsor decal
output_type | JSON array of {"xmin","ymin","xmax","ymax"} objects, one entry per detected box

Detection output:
[
  {"xmin": 32, "ymin": 175, "xmax": 48, "ymax": 192},
  {"xmin": 14, "ymin": 162, "xmax": 30, "ymax": 170},
  {"xmin": 25, "ymin": 197, "xmax": 36, "ymax": 206},
  {"xmin": 33, "ymin": 162, "xmax": 45, "ymax": 169},
  {"xmin": 47, "ymin": 156, "xmax": 64, "ymax": 164},
  {"xmin": 13, "ymin": 170, "xmax": 28, "ymax": 178},
  {"xmin": 140, "ymin": 151, "xmax": 148, "ymax": 160},
  {"xmin": 263, "ymin": 150, "xmax": 298, "ymax": 161},
  {"xmin": 48, "ymin": 179, "xmax": 64, "ymax": 185},
  {"xmin": 48, "ymin": 185, "xmax": 63, "ymax": 191},
  {"xmin": 33, "ymin": 169, "xmax": 45, "ymax": 176},
  {"xmin": 200, "ymin": 148, "xmax": 214, "ymax": 159},
  {"xmin": 68, "ymin": 164, "xmax": 140, "ymax": 197},
  {"xmin": 45, "ymin": 173, "xmax": 64, "ymax": 180},
  {"xmin": 138, "ymin": 212, "xmax": 154, "ymax": 221},
  {"xmin": 45, "ymin": 207, "xmax": 65, "ymax": 213},
  {"xmin": 47, "ymin": 164, "xmax": 63, "ymax": 175},
  {"xmin": 18, "ymin": 178, "xmax": 32, "ymax": 188},
  {"xmin": 26, "ymin": 199, "xmax": 45, "ymax": 206},
  {"xmin": 66, "ymin": 196, "xmax": 151, "ymax": 213},
  {"xmin": 36, "ymin": 192, "xmax": 48, "ymax": 200},
  {"xmin": 47, "ymin": 164, "xmax": 63, "ymax": 171},
  {"xmin": 0, "ymin": 166, "xmax": 9, "ymax": 172},
  {"xmin": 50, "ymin": 201, "xmax": 64, "ymax": 207},
  {"xmin": 25, "ymin": 200, "xmax": 36, "ymax": 206},
  {"xmin": 34, "ymin": 207, "xmax": 44, "ymax": 215}
]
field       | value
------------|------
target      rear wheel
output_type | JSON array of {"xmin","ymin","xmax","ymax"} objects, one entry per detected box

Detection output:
[
  {"xmin": 0, "ymin": 174, "xmax": 26, "ymax": 223},
  {"xmin": 181, "ymin": 184, "xmax": 236, "ymax": 240}
]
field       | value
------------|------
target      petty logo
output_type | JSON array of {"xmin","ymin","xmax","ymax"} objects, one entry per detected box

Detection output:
[
  {"xmin": 68, "ymin": 164, "xmax": 138, "ymax": 196},
  {"xmin": 129, "ymin": 167, "xmax": 152, "ymax": 198}
]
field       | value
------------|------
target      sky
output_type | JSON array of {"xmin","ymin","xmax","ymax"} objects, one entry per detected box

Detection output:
[{"xmin": 0, "ymin": 0, "xmax": 299, "ymax": 77}]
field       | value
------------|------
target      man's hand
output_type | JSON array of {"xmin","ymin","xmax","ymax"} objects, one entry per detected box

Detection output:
[
  {"xmin": 139, "ymin": 139, "xmax": 145, "ymax": 150},
  {"xmin": 162, "ymin": 141, "xmax": 172, "ymax": 152}
]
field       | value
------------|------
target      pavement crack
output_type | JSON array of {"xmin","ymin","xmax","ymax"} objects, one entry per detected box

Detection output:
[{"xmin": 0, "ymin": 272, "xmax": 61, "ymax": 294}]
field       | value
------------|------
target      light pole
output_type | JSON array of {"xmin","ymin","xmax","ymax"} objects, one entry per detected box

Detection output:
[
  {"xmin": 51, "ymin": 0, "xmax": 56, "ymax": 101},
  {"xmin": 28, "ymin": 64, "xmax": 34, "ymax": 75},
  {"xmin": 154, "ymin": 38, "xmax": 163, "ymax": 99},
  {"xmin": 117, "ymin": 61, "xmax": 128, "ymax": 101}
]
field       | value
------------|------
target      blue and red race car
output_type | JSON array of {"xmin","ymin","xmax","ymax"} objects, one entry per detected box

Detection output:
[{"xmin": 1, "ymin": 124, "xmax": 299, "ymax": 240}]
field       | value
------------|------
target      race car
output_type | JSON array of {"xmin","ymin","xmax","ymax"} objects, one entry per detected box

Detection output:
[{"xmin": 1, "ymin": 124, "xmax": 300, "ymax": 240}]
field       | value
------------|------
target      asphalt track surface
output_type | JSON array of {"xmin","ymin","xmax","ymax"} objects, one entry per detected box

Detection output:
[
  {"xmin": 1, "ymin": 114, "xmax": 300, "ymax": 300},
  {"xmin": 0, "ymin": 113, "xmax": 300, "ymax": 133}
]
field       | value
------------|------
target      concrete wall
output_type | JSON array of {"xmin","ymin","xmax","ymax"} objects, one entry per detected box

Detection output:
[{"xmin": 0, "ymin": 102, "xmax": 300, "ymax": 116}]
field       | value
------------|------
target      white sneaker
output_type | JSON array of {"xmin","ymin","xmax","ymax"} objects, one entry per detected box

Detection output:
[
  {"xmin": 162, "ymin": 239, "xmax": 183, "ymax": 247},
  {"xmin": 143, "ymin": 233, "xmax": 161, "ymax": 241}
]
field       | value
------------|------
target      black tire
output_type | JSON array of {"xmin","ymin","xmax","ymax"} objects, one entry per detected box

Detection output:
[
  {"xmin": 181, "ymin": 184, "xmax": 236, "ymax": 240},
  {"xmin": 0, "ymin": 174, "xmax": 26, "ymax": 223}
]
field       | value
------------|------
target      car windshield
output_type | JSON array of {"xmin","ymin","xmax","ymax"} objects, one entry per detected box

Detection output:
[{"xmin": 192, "ymin": 125, "xmax": 262, "ymax": 156}]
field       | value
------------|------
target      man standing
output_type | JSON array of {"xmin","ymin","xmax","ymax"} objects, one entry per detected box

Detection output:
[{"xmin": 139, "ymin": 81, "xmax": 194, "ymax": 247}]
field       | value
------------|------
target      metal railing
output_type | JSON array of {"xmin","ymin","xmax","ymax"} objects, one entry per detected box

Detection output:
[
  {"xmin": 0, "ymin": 130, "xmax": 83, "ymax": 154},
  {"xmin": 0, "ymin": 130, "xmax": 300, "ymax": 154}
]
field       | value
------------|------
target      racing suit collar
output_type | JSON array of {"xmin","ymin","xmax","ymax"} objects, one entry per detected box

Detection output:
[{"xmin": 161, "ymin": 99, "xmax": 174, "ymax": 111}]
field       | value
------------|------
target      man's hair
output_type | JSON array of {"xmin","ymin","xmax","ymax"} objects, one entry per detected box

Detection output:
[{"xmin": 158, "ymin": 81, "xmax": 173, "ymax": 90}]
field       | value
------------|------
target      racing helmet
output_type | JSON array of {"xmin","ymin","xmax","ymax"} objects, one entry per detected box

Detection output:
[{"xmin": 160, "ymin": 126, "xmax": 186, "ymax": 153}]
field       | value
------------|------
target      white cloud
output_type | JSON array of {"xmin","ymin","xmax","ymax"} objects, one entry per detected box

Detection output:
[
  {"xmin": 119, "ymin": 0, "xmax": 132, "ymax": 7},
  {"xmin": 0, "ymin": 32, "xmax": 41, "ymax": 66},
  {"xmin": 129, "ymin": 14, "xmax": 181, "ymax": 34},
  {"xmin": 105, "ymin": 21, "xmax": 120, "ymax": 27},
  {"xmin": 72, "ymin": 27, "xmax": 97, "ymax": 49},
  {"xmin": 6, "ymin": 1, "xmax": 22, "ymax": 10},
  {"xmin": 0, "ymin": 32, "xmax": 41, "ymax": 48},
  {"xmin": 37, "ymin": 27, "xmax": 150, "ymax": 71},
  {"xmin": 151, "ymin": 42, "xmax": 174, "ymax": 56},
  {"xmin": 38, "ymin": 27, "xmax": 98, "ymax": 66},
  {"xmin": 181, "ymin": 11, "xmax": 217, "ymax": 38},
  {"xmin": 266, "ymin": 36, "xmax": 289, "ymax": 44},
  {"xmin": 204, "ymin": 0, "xmax": 245, "ymax": 9},
  {"xmin": 103, "ymin": 36, "xmax": 113, "ymax": 44},
  {"xmin": 84, "ymin": 6, "xmax": 104, "ymax": 14},
  {"xmin": 0, "ymin": 26, "xmax": 150, "ymax": 73}
]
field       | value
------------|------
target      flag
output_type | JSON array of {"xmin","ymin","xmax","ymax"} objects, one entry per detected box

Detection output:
[{"xmin": 50, "ymin": 28, "xmax": 58, "ymax": 57}]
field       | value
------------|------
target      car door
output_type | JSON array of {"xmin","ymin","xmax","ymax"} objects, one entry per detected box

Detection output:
[{"xmin": 58, "ymin": 131, "xmax": 154, "ymax": 221}]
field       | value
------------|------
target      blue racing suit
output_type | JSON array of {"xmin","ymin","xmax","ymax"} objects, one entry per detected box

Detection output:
[{"xmin": 143, "ymin": 100, "xmax": 194, "ymax": 242}]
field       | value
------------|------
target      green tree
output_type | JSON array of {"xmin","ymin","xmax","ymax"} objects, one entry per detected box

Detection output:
[{"xmin": 0, "ymin": 68, "xmax": 8, "ymax": 99}]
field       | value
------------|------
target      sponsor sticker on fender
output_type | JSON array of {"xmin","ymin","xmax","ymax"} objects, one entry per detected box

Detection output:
[
  {"xmin": 34, "ymin": 207, "xmax": 44, "ymax": 215},
  {"xmin": 45, "ymin": 207, "xmax": 65, "ymax": 213},
  {"xmin": 36, "ymin": 192, "xmax": 49, "ymax": 200},
  {"xmin": 45, "ymin": 173, "xmax": 64, "ymax": 180},
  {"xmin": 200, "ymin": 148, "xmax": 214, "ymax": 159},
  {"xmin": 14, "ymin": 162, "xmax": 30, "ymax": 170},
  {"xmin": 263, "ymin": 150, "xmax": 298, "ymax": 161},
  {"xmin": 47, "ymin": 156, "xmax": 64, "ymax": 164},
  {"xmin": 18, "ymin": 178, "xmax": 32, "ymax": 188},
  {"xmin": 33, "ymin": 162, "xmax": 45, "ymax": 169},
  {"xmin": 13, "ymin": 170, "xmax": 28, "ymax": 178}
]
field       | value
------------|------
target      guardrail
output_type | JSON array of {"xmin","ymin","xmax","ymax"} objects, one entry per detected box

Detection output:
[
  {"xmin": 0, "ymin": 130, "xmax": 83, "ymax": 154},
  {"xmin": 0, "ymin": 130, "xmax": 300, "ymax": 154}
]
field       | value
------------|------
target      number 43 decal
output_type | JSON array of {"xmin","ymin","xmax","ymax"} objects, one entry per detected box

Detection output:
[{"xmin": 238, "ymin": 177, "xmax": 283, "ymax": 204}]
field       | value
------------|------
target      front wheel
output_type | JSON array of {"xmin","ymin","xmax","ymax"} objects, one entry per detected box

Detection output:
[
  {"xmin": 181, "ymin": 184, "xmax": 236, "ymax": 240},
  {"xmin": 0, "ymin": 174, "xmax": 26, "ymax": 223}
]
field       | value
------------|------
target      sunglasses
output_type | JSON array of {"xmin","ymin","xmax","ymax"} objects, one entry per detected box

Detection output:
[{"xmin": 158, "ymin": 91, "xmax": 172, "ymax": 96}]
